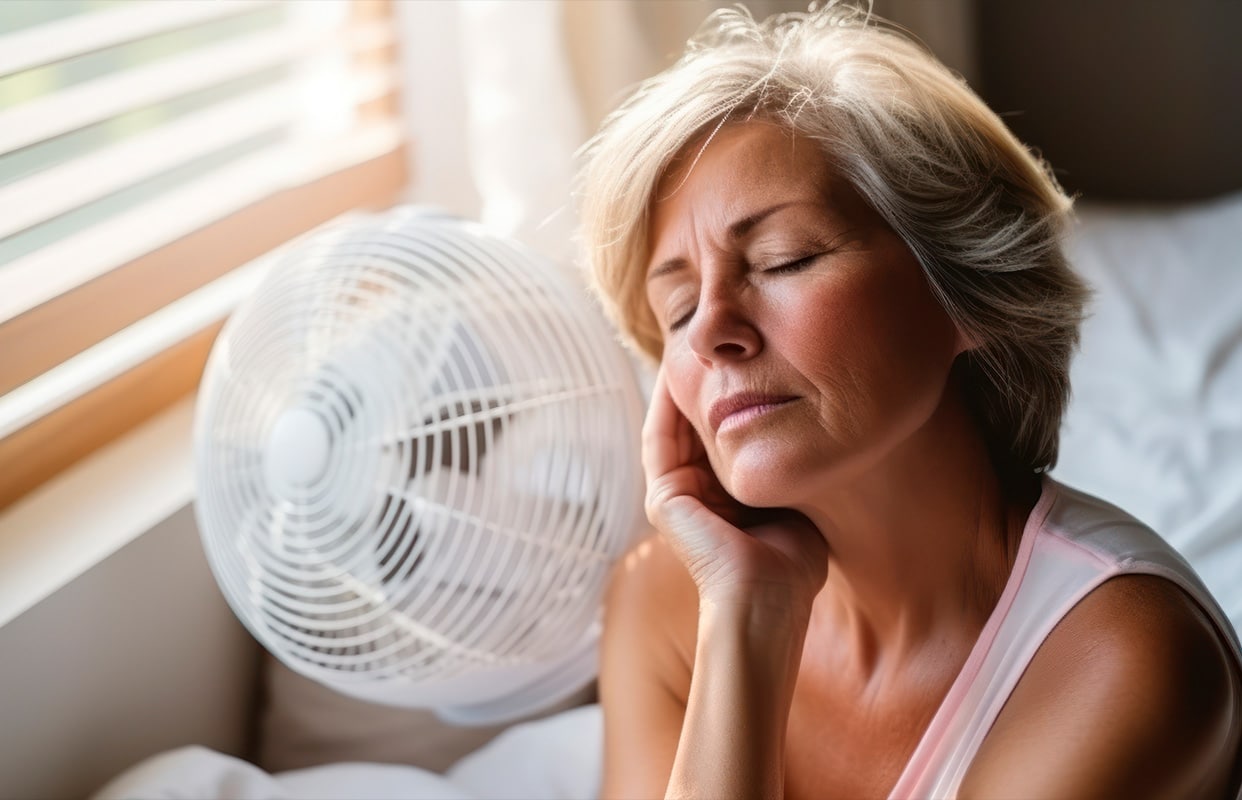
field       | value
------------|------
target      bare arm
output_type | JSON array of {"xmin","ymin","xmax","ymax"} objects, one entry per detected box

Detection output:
[
  {"xmin": 622, "ymin": 367, "xmax": 828, "ymax": 800},
  {"xmin": 598, "ymin": 533, "xmax": 694, "ymax": 800},
  {"xmin": 666, "ymin": 595, "xmax": 809, "ymax": 800},
  {"xmin": 963, "ymin": 574, "xmax": 1242, "ymax": 798}
]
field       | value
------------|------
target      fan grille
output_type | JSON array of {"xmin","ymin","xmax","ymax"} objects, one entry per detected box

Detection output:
[{"xmin": 195, "ymin": 209, "xmax": 643, "ymax": 711}]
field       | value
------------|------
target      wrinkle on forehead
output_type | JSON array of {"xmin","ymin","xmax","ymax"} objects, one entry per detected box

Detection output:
[
  {"xmin": 652, "ymin": 121, "xmax": 847, "ymax": 227},
  {"xmin": 646, "ymin": 122, "xmax": 863, "ymax": 279},
  {"xmin": 659, "ymin": 120, "xmax": 806, "ymax": 199}
]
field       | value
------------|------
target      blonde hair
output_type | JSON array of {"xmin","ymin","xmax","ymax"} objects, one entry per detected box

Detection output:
[{"xmin": 575, "ymin": 2, "xmax": 1088, "ymax": 474}]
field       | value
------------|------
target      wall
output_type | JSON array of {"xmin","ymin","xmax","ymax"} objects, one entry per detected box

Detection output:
[{"xmin": 0, "ymin": 505, "xmax": 259, "ymax": 799}]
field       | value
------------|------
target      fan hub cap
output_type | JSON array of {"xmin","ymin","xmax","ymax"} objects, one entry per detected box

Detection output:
[{"xmin": 264, "ymin": 406, "xmax": 331, "ymax": 497}]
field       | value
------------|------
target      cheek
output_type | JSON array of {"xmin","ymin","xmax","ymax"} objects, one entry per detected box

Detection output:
[
  {"xmin": 878, "ymin": 277, "xmax": 961, "ymax": 373},
  {"xmin": 660, "ymin": 350, "xmax": 730, "ymax": 474},
  {"xmin": 782, "ymin": 270, "xmax": 957, "ymax": 403},
  {"xmin": 660, "ymin": 350, "xmax": 706, "ymax": 429},
  {"xmin": 784, "ymin": 289, "xmax": 857, "ymax": 354},
  {"xmin": 773, "ymin": 279, "xmax": 874, "ymax": 374}
]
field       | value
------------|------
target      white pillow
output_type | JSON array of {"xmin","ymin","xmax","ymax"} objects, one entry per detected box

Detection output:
[
  {"xmin": 256, "ymin": 653, "xmax": 596, "ymax": 774},
  {"xmin": 1053, "ymin": 190, "xmax": 1242, "ymax": 632}
]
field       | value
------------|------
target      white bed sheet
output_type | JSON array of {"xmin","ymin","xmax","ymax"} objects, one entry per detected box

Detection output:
[
  {"xmin": 93, "ymin": 704, "xmax": 604, "ymax": 800},
  {"xmin": 1054, "ymin": 190, "xmax": 1242, "ymax": 632}
]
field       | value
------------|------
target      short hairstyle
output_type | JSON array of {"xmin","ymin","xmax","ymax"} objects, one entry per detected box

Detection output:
[{"xmin": 575, "ymin": 2, "xmax": 1089, "ymax": 475}]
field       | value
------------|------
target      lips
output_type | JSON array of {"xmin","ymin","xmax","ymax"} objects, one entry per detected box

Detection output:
[{"xmin": 708, "ymin": 392, "xmax": 799, "ymax": 433}]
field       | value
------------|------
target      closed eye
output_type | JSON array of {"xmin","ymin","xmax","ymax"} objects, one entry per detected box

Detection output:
[
  {"xmin": 662, "ymin": 249, "xmax": 826, "ymax": 332},
  {"xmin": 668, "ymin": 306, "xmax": 696, "ymax": 332},
  {"xmin": 667, "ymin": 254, "xmax": 818, "ymax": 331},
  {"xmin": 765, "ymin": 253, "xmax": 820, "ymax": 274}
]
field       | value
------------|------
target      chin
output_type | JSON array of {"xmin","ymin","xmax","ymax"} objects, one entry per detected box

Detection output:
[
  {"xmin": 728, "ymin": 484, "xmax": 788, "ymax": 509},
  {"xmin": 718, "ymin": 448, "xmax": 808, "ymax": 509}
]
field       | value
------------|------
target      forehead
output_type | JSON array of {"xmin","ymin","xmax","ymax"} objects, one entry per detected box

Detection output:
[
  {"xmin": 646, "ymin": 123, "xmax": 871, "ymax": 267},
  {"xmin": 652, "ymin": 121, "xmax": 836, "ymax": 219}
]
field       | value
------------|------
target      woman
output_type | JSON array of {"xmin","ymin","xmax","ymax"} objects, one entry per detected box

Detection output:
[{"xmin": 576, "ymin": 5, "xmax": 1242, "ymax": 798}]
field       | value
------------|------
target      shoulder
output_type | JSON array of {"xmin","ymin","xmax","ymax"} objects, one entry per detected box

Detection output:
[
  {"xmin": 964, "ymin": 573, "xmax": 1242, "ymax": 797},
  {"xmin": 598, "ymin": 530, "xmax": 699, "ymax": 800},
  {"xmin": 602, "ymin": 529, "xmax": 698, "ymax": 676}
]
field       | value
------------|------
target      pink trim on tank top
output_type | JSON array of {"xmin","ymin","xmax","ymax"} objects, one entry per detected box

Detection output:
[
  {"xmin": 889, "ymin": 478, "xmax": 1242, "ymax": 797},
  {"xmin": 889, "ymin": 479, "xmax": 1058, "ymax": 795}
]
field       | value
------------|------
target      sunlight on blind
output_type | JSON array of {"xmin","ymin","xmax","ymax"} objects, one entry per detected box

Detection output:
[
  {"xmin": 0, "ymin": 0, "xmax": 406, "ymax": 511},
  {"xmin": 0, "ymin": 0, "xmax": 381, "ymax": 287}
]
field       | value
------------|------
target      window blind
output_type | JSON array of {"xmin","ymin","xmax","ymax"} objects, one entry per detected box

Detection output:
[{"xmin": 0, "ymin": 0, "xmax": 409, "ymax": 509}]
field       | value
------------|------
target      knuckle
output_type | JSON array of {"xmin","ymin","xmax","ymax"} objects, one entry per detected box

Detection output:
[
  {"xmin": 644, "ymin": 480, "xmax": 677, "ymax": 529},
  {"xmin": 640, "ymin": 425, "xmax": 661, "ymax": 453},
  {"xmin": 643, "ymin": 489, "xmax": 664, "ymax": 526}
]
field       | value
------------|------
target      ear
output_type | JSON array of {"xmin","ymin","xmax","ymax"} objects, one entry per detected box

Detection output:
[{"xmin": 953, "ymin": 325, "xmax": 981, "ymax": 356}]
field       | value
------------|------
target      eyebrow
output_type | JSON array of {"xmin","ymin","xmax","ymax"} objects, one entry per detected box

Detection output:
[{"xmin": 645, "ymin": 201, "xmax": 803, "ymax": 283}]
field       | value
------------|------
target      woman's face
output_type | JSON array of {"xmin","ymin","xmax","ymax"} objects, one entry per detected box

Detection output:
[{"xmin": 646, "ymin": 121, "xmax": 965, "ymax": 507}]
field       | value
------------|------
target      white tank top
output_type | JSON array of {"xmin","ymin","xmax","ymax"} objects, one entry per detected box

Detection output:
[{"xmin": 888, "ymin": 477, "xmax": 1242, "ymax": 798}]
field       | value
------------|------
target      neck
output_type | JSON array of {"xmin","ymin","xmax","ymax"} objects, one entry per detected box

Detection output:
[{"xmin": 792, "ymin": 380, "xmax": 1039, "ymax": 672}]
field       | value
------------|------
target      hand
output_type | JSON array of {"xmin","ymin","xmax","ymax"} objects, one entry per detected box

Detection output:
[{"xmin": 642, "ymin": 366, "xmax": 829, "ymax": 615}]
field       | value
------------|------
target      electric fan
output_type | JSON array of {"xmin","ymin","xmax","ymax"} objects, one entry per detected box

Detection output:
[{"xmin": 193, "ymin": 207, "xmax": 645, "ymax": 724}]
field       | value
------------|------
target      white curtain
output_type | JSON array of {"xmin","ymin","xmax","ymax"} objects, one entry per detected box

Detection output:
[{"xmin": 395, "ymin": 0, "xmax": 976, "ymax": 268}]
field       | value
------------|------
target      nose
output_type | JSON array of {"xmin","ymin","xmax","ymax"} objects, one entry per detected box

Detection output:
[{"xmin": 685, "ymin": 278, "xmax": 762, "ymax": 365}]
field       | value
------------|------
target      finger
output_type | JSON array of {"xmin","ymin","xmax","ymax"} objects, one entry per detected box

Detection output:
[
  {"xmin": 676, "ymin": 394, "xmax": 703, "ymax": 467},
  {"xmin": 641, "ymin": 365, "xmax": 687, "ymax": 483},
  {"xmin": 646, "ymin": 366, "xmax": 707, "ymax": 471}
]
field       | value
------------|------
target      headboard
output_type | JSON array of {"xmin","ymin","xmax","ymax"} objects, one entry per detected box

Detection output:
[{"xmin": 975, "ymin": 0, "xmax": 1242, "ymax": 202}]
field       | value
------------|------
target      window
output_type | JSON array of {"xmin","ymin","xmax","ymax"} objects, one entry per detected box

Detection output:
[{"xmin": 0, "ymin": 0, "xmax": 410, "ymax": 509}]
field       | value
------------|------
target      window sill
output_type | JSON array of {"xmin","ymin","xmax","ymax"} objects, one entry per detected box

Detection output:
[{"xmin": 0, "ymin": 395, "xmax": 196, "ymax": 629}]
